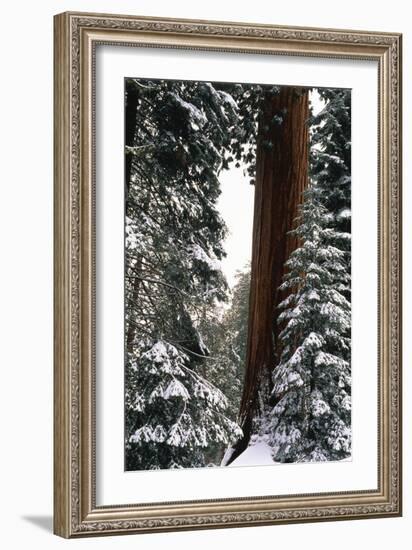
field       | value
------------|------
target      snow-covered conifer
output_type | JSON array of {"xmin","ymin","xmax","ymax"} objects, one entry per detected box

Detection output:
[
  {"xmin": 124, "ymin": 78, "xmax": 246, "ymax": 470},
  {"xmin": 310, "ymin": 88, "xmax": 351, "ymax": 250},
  {"xmin": 266, "ymin": 185, "xmax": 351, "ymax": 462},
  {"xmin": 126, "ymin": 340, "xmax": 242, "ymax": 469}
]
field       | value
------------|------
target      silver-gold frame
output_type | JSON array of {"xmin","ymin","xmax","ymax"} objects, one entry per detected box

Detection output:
[{"xmin": 53, "ymin": 11, "xmax": 402, "ymax": 538}]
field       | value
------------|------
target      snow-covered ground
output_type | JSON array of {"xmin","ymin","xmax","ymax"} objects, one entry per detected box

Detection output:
[
  {"xmin": 227, "ymin": 439, "xmax": 275, "ymax": 467},
  {"xmin": 225, "ymin": 439, "xmax": 353, "ymax": 467}
]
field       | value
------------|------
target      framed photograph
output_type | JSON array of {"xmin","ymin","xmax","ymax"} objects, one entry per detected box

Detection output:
[{"xmin": 53, "ymin": 11, "xmax": 402, "ymax": 538}]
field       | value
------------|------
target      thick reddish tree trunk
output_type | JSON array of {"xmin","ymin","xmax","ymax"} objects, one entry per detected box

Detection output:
[{"xmin": 226, "ymin": 87, "xmax": 309, "ymax": 464}]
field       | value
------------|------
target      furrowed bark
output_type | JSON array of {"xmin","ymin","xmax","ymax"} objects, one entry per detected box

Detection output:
[{"xmin": 226, "ymin": 86, "xmax": 309, "ymax": 464}]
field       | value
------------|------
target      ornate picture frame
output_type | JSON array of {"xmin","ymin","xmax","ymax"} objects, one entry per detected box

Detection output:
[{"xmin": 53, "ymin": 11, "xmax": 402, "ymax": 538}]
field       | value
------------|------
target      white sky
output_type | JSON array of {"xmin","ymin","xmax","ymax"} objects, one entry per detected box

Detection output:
[
  {"xmin": 216, "ymin": 89, "xmax": 323, "ymax": 290},
  {"xmin": 310, "ymin": 88, "xmax": 323, "ymax": 116},
  {"xmin": 216, "ymin": 165, "xmax": 254, "ymax": 289}
]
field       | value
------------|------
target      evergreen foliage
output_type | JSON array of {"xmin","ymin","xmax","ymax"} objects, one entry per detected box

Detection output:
[
  {"xmin": 125, "ymin": 78, "xmax": 248, "ymax": 470},
  {"xmin": 310, "ymin": 89, "xmax": 351, "ymax": 242},
  {"xmin": 204, "ymin": 267, "xmax": 251, "ymax": 418},
  {"xmin": 265, "ymin": 185, "xmax": 351, "ymax": 462},
  {"xmin": 126, "ymin": 339, "xmax": 241, "ymax": 470}
]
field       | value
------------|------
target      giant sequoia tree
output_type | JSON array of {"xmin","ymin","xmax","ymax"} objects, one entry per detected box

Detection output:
[{"xmin": 224, "ymin": 87, "xmax": 310, "ymax": 464}]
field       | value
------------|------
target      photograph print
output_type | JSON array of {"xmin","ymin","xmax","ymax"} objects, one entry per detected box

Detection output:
[{"xmin": 124, "ymin": 78, "xmax": 351, "ymax": 471}]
